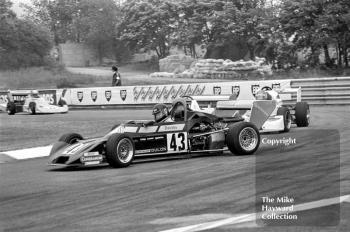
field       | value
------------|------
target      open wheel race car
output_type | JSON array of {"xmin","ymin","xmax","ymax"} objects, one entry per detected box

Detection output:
[
  {"xmin": 5, "ymin": 90, "xmax": 68, "ymax": 115},
  {"xmin": 188, "ymin": 86, "xmax": 310, "ymax": 133},
  {"xmin": 48, "ymin": 98, "xmax": 276, "ymax": 168}
]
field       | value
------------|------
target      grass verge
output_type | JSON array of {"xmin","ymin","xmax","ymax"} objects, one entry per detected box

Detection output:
[
  {"xmin": 0, "ymin": 66, "xmax": 96, "ymax": 90},
  {"xmin": 2, "ymin": 64, "xmax": 349, "ymax": 91}
]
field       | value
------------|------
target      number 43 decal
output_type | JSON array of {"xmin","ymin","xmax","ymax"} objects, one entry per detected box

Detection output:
[{"xmin": 167, "ymin": 132, "xmax": 188, "ymax": 152}]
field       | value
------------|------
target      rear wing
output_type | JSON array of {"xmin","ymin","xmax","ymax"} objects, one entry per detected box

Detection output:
[
  {"xmin": 187, "ymin": 95, "xmax": 277, "ymax": 129},
  {"xmin": 216, "ymin": 100, "xmax": 255, "ymax": 110},
  {"xmin": 7, "ymin": 90, "xmax": 32, "ymax": 104},
  {"xmin": 277, "ymin": 87, "xmax": 301, "ymax": 102},
  {"xmin": 189, "ymin": 95, "xmax": 233, "ymax": 108},
  {"xmin": 216, "ymin": 100, "xmax": 277, "ymax": 129},
  {"xmin": 190, "ymin": 86, "xmax": 302, "ymax": 104},
  {"xmin": 190, "ymin": 95, "xmax": 232, "ymax": 102}
]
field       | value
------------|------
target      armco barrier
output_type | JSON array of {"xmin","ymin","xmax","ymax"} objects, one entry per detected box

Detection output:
[{"xmin": 290, "ymin": 77, "xmax": 350, "ymax": 105}]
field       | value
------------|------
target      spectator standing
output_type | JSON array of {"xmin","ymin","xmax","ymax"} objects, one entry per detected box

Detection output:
[{"xmin": 112, "ymin": 65, "xmax": 122, "ymax": 86}]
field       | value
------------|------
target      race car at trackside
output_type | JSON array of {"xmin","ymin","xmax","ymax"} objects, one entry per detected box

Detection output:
[
  {"xmin": 5, "ymin": 90, "xmax": 68, "ymax": 115},
  {"xmin": 48, "ymin": 98, "xmax": 276, "ymax": 168},
  {"xmin": 188, "ymin": 86, "xmax": 310, "ymax": 133}
]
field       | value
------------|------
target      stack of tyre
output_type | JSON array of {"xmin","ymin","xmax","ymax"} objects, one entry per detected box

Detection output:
[{"xmin": 159, "ymin": 55, "xmax": 195, "ymax": 73}]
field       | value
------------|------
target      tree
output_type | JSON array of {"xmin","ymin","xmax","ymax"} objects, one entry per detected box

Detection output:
[
  {"xmin": 118, "ymin": 0, "xmax": 178, "ymax": 59},
  {"xmin": 172, "ymin": 0, "xmax": 274, "ymax": 61},
  {"xmin": 319, "ymin": 0, "xmax": 350, "ymax": 67},
  {"xmin": 172, "ymin": 0, "xmax": 230, "ymax": 58},
  {"xmin": 0, "ymin": 0, "xmax": 52, "ymax": 69},
  {"xmin": 74, "ymin": 0, "xmax": 119, "ymax": 63},
  {"xmin": 279, "ymin": 0, "xmax": 350, "ymax": 68},
  {"xmin": 23, "ymin": 0, "xmax": 79, "ymax": 45},
  {"xmin": 23, "ymin": 0, "xmax": 120, "ymax": 63}
]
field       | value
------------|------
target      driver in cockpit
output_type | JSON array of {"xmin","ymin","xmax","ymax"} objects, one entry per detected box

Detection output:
[
  {"xmin": 255, "ymin": 89, "xmax": 272, "ymax": 100},
  {"xmin": 152, "ymin": 103, "xmax": 170, "ymax": 123},
  {"xmin": 30, "ymin": 90, "xmax": 40, "ymax": 98}
]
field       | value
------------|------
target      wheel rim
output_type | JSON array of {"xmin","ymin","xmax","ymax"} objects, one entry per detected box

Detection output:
[
  {"xmin": 238, "ymin": 127, "xmax": 258, "ymax": 152},
  {"xmin": 116, "ymin": 138, "xmax": 134, "ymax": 163}
]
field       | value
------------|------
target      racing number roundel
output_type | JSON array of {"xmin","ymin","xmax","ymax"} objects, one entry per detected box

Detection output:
[{"xmin": 167, "ymin": 132, "xmax": 188, "ymax": 152}]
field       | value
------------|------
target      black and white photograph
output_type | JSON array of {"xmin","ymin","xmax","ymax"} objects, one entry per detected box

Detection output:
[{"xmin": 0, "ymin": 0, "xmax": 349, "ymax": 231}]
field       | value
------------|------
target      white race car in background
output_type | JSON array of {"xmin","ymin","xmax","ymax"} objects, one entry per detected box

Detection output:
[
  {"xmin": 5, "ymin": 90, "xmax": 68, "ymax": 115},
  {"xmin": 184, "ymin": 86, "xmax": 310, "ymax": 133}
]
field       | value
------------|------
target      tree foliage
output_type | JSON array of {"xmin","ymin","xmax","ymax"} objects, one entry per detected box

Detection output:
[
  {"xmin": 23, "ymin": 0, "xmax": 119, "ymax": 63},
  {"xmin": 0, "ymin": 0, "xmax": 52, "ymax": 70},
  {"xmin": 118, "ymin": 0, "xmax": 178, "ymax": 59},
  {"xmin": 75, "ymin": 0, "xmax": 119, "ymax": 62},
  {"xmin": 118, "ymin": 0, "xmax": 274, "ymax": 60},
  {"xmin": 5, "ymin": 0, "xmax": 350, "ymax": 69},
  {"xmin": 279, "ymin": 0, "xmax": 350, "ymax": 67},
  {"xmin": 23, "ymin": 0, "xmax": 79, "ymax": 44}
]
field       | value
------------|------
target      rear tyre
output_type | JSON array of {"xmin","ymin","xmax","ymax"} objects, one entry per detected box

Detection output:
[
  {"xmin": 58, "ymin": 99, "xmax": 67, "ymax": 106},
  {"xmin": 7, "ymin": 102, "xmax": 16, "ymax": 115},
  {"xmin": 226, "ymin": 122, "xmax": 260, "ymax": 155},
  {"xmin": 277, "ymin": 107, "xmax": 291, "ymax": 132},
  {"xmin": 29, "ymin": 102, "xmax": 36, "ymax": 115},
  {"xmin": 295, "ymin": 102, "xmax": 310, "ymax": 127},
  {"xmin": 106, "ymin": 134, "xmax": 135, "ymax": 168},
  {"xmin": 59, "ymin": 133, "xmax": 83, "ymax": 144}
]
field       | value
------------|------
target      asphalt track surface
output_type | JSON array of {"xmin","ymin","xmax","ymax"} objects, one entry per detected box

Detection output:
[{"xmin": 1, "ymin": 106, "xmax": 350, "ymax": 232}]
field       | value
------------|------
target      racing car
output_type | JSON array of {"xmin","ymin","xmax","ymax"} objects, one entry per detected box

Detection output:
[
  {"xmin": 6, "ymin": 90, "xmax": 68, "ymax": 115},
  {"xmin": 187, "ymin": 86, "xmax": 310, "ymax": 133},
  {"xmin": 48, "ymin": 98, "xmax": 276, "ymax": 168}
]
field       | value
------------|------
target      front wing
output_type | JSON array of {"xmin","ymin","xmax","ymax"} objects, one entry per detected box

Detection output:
[
  {"xmin": 32, "ymin": 105, "xmax": 68, "ymax": 114},
  {"xmin": 260, "ymin": 115, "xmax": 285, "ymax": 132}
]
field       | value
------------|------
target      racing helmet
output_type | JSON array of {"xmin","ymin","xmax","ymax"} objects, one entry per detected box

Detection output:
[
  {"xmin": 255, "ymin": 90, "xmax": 272, "ymax": 100},
  {"xmin": 31, "ymin": 90, "xmax": 39, "ymax": 98},
  {"xmin": 152, "ymin": 104, "xmax": 169, "ymax": 122}
]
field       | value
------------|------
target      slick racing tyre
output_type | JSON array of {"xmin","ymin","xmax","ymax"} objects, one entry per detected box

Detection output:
[
  {"xmin": 29, "ymin": 102, "xmax": 36, "ymax": 115},
  {"xmin": 58, "ymin": 98, "xmax": 67, "ymax": 107},
  {"xmin": 226, "ymin": 122, "xmax": 260, "ymax": 155},
  {"xmin": 295, "ymin": 102, "xmax": 310, "ymax": 127},
  {"xmin": 50, "ymin": 133, "xmax": 83, "ymax": 155},
  {"xmin": 7, "ymin": 102, "xmax": 16, "ymax": 115},
  {"xmin": 106, "ymin": 134, "xmax": 135, "ymax": 168},
  {"xmin": 277, "ymin": 106, "xmax": 291, "ymax": 132},
  {"xmin": 58, "ymin": 133, "xmax": 83, "ymax": 144}
]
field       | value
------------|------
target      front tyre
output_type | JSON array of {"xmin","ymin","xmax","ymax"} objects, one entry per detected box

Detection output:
[
  {"xmin": 59, "ymin": 133, "xmax": 83, "ymax": 144},
  {"xmin": 106, "ymin": 134, "xmax": 135, "ymax": 168},
  {"xmin": 226, "ymin": 122, "xmax": 260, "ymax": 155},
  {"xmin": 50, "ymin": 133, "xmax": 84, "ymax": 155},
  {"xmin": 7, "ymin": 102, "xmax": 16, "ymax": 115}
]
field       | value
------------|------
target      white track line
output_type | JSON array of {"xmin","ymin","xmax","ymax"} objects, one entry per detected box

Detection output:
[
  {"xmin": 0, "ymin": 145, "xmax": 52, "ymax": 160},
  {"xmin": 160, "ymin": 195, "xmax": 350, "ymax": 232}
]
